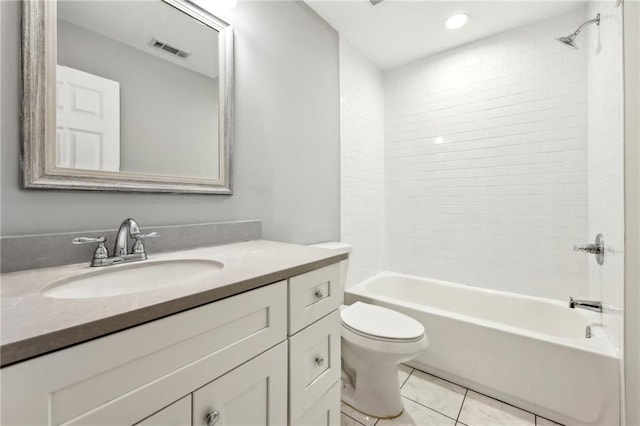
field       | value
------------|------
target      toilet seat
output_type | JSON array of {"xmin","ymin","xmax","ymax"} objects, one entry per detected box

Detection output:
[
  {"xmin": 342, "ymin": 322, "xmax": 425, "ymax": 343},
  {"xmin": 341, "ymin": 302, "xmax": 425, "ymax": 342}
]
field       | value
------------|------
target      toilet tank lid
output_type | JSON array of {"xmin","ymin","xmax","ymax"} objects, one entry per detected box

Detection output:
[{"xmin": 309, "ymin": 241, "xmax": 352, "ymax": 253}]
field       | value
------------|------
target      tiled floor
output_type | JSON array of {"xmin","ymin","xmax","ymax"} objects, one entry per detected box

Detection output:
[{"xmin": 340, "ymin": 365, "xmax": 563, "ymax": 426}]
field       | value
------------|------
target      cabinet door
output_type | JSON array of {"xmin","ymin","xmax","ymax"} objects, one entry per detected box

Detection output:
[
  {"xmin": 193, "ymin": 341, "xmax": 288, "ymax": 426},
  {"xmin": 288, "ymin": 311, "xmax": 341, "ymax": 421},
  {"xmin": 291, "ymin": 381, "xmax": 340, "ymax": 426},
  {"xmin": 136, "ymin": 396, "xmax": 191, "ymax": 426}
]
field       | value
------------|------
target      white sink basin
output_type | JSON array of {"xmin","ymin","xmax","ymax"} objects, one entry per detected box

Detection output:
[{"xmin": 42, "ymin": 259, "xmax": 224, "ymax": 299}]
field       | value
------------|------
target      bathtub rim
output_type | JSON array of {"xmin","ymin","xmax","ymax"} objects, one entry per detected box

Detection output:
[{"xmin": 346, "ymin": 271, "xmax": 618, "ymax": 358}]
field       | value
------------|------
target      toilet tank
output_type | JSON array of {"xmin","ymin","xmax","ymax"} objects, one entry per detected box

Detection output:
[{"xmin": 308, "ymin": 242, "xmax": 352, "ymax": 287}]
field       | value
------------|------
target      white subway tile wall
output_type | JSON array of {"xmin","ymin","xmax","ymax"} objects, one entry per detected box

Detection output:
[
  {"xmin": 340, "ymin": 39, "xmax": 386, "ymax": 287},
  {"xmin": 587, "ymin": 1, "xmax": 625, "ymax": 352},
  {"xmin": 382, "ymin": 8, "xmax": 590, "ymax": 300}
]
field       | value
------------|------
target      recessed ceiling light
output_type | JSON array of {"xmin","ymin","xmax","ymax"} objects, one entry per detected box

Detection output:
[{"xmin": 444, "ymin": 13, "xmax": 470, "ymax": 30}]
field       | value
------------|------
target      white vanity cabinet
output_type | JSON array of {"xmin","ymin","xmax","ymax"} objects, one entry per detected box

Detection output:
[
  {"xmin": 287, "ymin": 263, "xmax": 343, "ymax": 425},
  {"xmin": 1, "ymin": 280, "xmax": 288, "ymax": 426},
  {"xmin": 138, "ymin": 341, "xmax": 288, "ymax": 426},
  {"xmin": 192, "ymin": 341, "xmax": 288, "ymax": 426},
  {"xmin": 1, "ymin": 261, "xmax": 344, "ymax": 426},
  {"xmin": 136, "ymin": 396, "xmax": 192, "ymax": 426}
]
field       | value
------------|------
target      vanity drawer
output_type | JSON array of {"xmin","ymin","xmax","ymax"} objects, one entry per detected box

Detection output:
[
  {"xmin": 288, "ymin": 310, "xmax": 341, "ymax": 421},
  {"xmin": 291, "ymin": 381, "xmax": 340, "ymax": 426},
  {"xmin": 288, "ymin": 262, "xmax": 342, "ymax": 335}
]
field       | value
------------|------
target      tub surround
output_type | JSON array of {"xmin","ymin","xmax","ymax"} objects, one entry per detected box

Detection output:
[
  {"xmin": 1, "ymin": 240, "xmax": 347, "ymax": 367},
  {"xmin": 382, "ymin": 8, "xmax": 590, "ymax": 301},
  {"xmin": 586, "ymin": 0, "xmax": 625, "ymax": 358},
  {"xmin": 339, "ymin": 39, "xmax": 385, "ymax": 287},
  {"xmin": 339, "ymin": 8, "xmax": 592, "ymax": 300}
]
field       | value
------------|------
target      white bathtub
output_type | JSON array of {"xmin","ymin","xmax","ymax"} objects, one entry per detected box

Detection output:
[{"xmin": 345, "ymin": 272, "xmax": 620, "ymax": 426}]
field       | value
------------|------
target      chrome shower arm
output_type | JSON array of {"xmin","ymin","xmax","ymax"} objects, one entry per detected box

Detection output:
[
  {"xmin": 556, "ymin": 13, "xmax": 601, "ymax": 49},
  {"xmin": 573, "ymin": 14, "xmax": 601, "ymax": 36}
]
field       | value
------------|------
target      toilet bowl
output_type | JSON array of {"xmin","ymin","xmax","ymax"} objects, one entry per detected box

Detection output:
[
  {"xmin": 340, "ymin": 302, "xmax": 428, "ymax": 418},
  {"xmin": 308, "ymin": 242, "xmax": 428, "ymax": 419}
]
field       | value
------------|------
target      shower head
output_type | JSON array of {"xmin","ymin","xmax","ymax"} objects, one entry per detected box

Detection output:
[
  {"xmin": 556, "ymin": 13, "xmax": 600, "ymax": 50},
  {"xmin": 557, "ymin": 34, "xmax": 578, "ymax": 49}
]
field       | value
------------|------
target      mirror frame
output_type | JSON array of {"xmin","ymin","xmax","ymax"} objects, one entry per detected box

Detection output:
[{"xmin": 21, "ymin": 0, "xmax": 233, "ymax": 194}]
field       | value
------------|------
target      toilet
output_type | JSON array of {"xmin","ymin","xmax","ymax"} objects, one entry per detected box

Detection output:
[
  {"xmin": 341, "ymin": 302, "xmax": 428, "ymax": 418},
  {"xmin": 309, "ymin": 242, "xmax": 429, "ymax": 419}
]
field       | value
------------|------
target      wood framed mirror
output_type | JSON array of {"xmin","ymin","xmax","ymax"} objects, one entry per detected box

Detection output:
[{"xmin": 21, "ymin": 0, "xmax": 233, "ymax": 194}]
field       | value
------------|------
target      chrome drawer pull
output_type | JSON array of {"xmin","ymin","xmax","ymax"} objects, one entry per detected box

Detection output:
[
  {"xmin": 314, "ymin": 289, "xmax": 324, "ymax": 299},
  {"xmin": 206, "ymin": 410, "xmax": 220, "ymax": 426},
  {"xmin": 315, "ymin": 355, "xmax": 325, "ymax": 366}
]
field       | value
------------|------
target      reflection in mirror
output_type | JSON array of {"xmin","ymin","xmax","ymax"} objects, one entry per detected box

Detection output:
[
  {"xmin": 21, "ymin": 0, "xmax": 232, "ymax": 194},
  {"xmin": 56, "ymin": 1, "xmax": 220, "ymax": 180}
]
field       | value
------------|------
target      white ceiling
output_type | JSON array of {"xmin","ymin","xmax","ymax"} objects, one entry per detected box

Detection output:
[
  {"xmin": 58, "ymin": 1, "xmax": 219, "ymax": 79},
  {"xmin": 304, "ymin": 0, "xmax": 586, "ymax": 70}
]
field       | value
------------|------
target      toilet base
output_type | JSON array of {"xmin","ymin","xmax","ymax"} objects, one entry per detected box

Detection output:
[
  {"xmin": 340, "ymin": 356, "xmax": 406, "ymax": 418},
  {"xmin": 341, "ymin": 380, "xmax": 404, "ymax": 420}
]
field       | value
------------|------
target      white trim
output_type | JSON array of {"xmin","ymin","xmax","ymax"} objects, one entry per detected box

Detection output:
[{"xmin": 623, "ymin": 1, "xmax": 640, "ymax": 425}]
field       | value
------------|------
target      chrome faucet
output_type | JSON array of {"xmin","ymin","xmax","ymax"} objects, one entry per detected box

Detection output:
[
  {"xmin": 73, "ymin": 218, "xmax": 159, "ymax": 267},
  {"xmin": 569, "ymin": 297, "xmax": 603, "ymax": 313},
  {"xmin": 114, "ymin": 218, "xmax": 141, "ymax": 256}
]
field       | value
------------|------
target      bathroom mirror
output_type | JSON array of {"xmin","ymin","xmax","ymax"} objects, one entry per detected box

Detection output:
[{"xmin": 21, "ymin": 0, "xmax": 233, "ymax": 194}]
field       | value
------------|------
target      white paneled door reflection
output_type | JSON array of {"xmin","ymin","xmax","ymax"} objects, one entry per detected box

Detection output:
[{"xmin": 56, "ymin": 65, "xmax": 120, "ymax": 172}]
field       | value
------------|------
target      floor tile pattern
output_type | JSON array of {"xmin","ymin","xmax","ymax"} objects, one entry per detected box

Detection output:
[{"xmin": 340, "ymin": 366, "xmax": 564, "ymax": 426}]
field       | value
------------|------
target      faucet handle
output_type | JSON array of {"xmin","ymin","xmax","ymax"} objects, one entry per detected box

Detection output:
[
  {"xmin": 573, "ymin": 234, "xmax": 605, "ymax": 265},
  {"xmin": 73, "ymin": 236, "xmax": 106, "ymax": 245},
  {"xmin": 131, "ymin": 232, "xmax": 159, "ymax": 255},
  {"xmin": 136, "ymin": 232, "xmax": 159, "ymax": 239},
  {"xmin": 573, "ymin": 244, "xmax": 601, "ymax": 254},
  {"xmin": 72, "ymin": 236, "xmax": 108, "ymax": 260}
]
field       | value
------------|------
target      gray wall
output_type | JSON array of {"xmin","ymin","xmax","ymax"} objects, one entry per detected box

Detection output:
[
  {"xmin": 58, "ymin": 19, "xmax": 219, "ymax": 179},
  {"xmin": 0, "ymin": 1, "xmax": 340, "ymax": 244}
]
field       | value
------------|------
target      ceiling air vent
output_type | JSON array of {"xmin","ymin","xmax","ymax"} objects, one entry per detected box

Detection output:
[{"xmin": 150, "ymin": 39, "xmax": 190, "ymax": 59}]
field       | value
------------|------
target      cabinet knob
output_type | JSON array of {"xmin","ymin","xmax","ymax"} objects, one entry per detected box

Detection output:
[
  {"xmin": 206, "ymin": 410, "xmax": 220, "ymax": 426},
  {"xmin": 315, "ymin": 355, "xmax": 325, "ymax": 366},
  {"xmin": 314, "ymin": 289, "xmax": 324, "ymax": 299}
]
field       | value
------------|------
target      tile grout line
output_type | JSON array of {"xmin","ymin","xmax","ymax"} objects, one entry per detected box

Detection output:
[
  {"xmin": 409, "ymin": 365, "xmax": 548, "ymax": 424},
  {"xmin": 399, "ymin": 367, "xmax": 414, "ymax": 389},
  {"xmin": 455, "ymin": 388, "xmax": 469, "ymax": 424},
  {"xmin": 341, "ymin": 411, "xmax": 367, "ymax": 426},
  {"xmin": 346, "ymin": 365, "xmax": 562, "ymax": 426},
  {"xmin": 408, "ymin": 365, "xmax": 467, "ymax": 389},
  {"xmin": 461, "ymin": 387, "xmax": 539, "ymax": 421},
  {"xmin": 401, "ymin": 366, "xmax": 468, "ymax": 422},
  {"xmin": 400, "ymin": 395, "xmax": 460, "ymax": 423}
]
